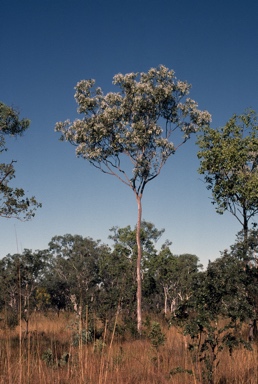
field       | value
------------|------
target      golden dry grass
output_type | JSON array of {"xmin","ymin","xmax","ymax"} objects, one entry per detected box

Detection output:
[{"xmin": 0, "ymin": 312, "xmax": 257, "ymax": 384}]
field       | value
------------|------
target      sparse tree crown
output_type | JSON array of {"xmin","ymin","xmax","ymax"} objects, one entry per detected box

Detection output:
[{"xmin": 56, "ymin": 65, "xmax": 211, "ymax": 196}]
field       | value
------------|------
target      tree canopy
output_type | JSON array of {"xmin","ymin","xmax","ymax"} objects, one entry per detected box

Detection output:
[
  {"xmin": 197, "ymin": 109, "xmax": 258, "ymax": 236},
  {"xmin": 0, "ymin": 102, "xmax": 41, "ymax": 220},
  {"xmin": 56, "ymin": 65, "xmax": 211, "ymax": 196}
]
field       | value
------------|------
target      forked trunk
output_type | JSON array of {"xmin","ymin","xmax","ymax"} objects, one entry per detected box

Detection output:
[{"xmin": 135, "ymin": 193, "xmax": 142, "ymax": 333}]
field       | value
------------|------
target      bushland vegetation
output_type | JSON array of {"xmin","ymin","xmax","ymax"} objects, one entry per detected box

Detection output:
[{"xmin": 0, "ymin": 224, "xmax": 257, "ymax": 384}]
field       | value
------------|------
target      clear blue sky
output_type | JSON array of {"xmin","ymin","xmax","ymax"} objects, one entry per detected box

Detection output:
[{"xmin": 0, "ymin": 0, "xmax": 257, "ymax": 266}]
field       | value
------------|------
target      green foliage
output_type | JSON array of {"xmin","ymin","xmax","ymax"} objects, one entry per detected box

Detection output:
[
  {"xmin": 97, "ymin": 247, "xmax": 136, "ymax": 323},
  {"xmin": 197, "ymin": 109, "xmax": 258, "ymax": 232},
  {"xmin": 0, "ymin": 102, "xmax": 41, "ymax": 220},
  {"xmin": 184, "ymin": 319, "xmax": 249, "ymax": 384},
  {"xmin": 0, "ymin": 249, "xmax": 50, "ymax": 327},
  {"xmin": 169, "ymin": 366, "xmax": 193, "ymax": 377},
  {"xmin": 146, "ymin": 248, "xmax": 201, "ymax": 314},
  {"xmin": 173, "ymin": 233, "xmax": 257, "ymax": 383},
  {"xmin": 147, "ymin": 321, "xmax": 166, "ymax": 350},
  {"xmin": 0, "ymin": 102, "xmax": 30, "ymax": 137},
  {"xmin": 35, "ymin": 287, "xmax": 51, "ymax": 310},
  {"xmin": 123, "ymin": 316, "xmax": 139, "ymax": 338},
  {"xmin": 93, "ymin": 339, "xmax": 106, "ymax": 353},
  {"xmin": 48, "ymin": 234, "xmax": 109, "ymax": 310},
  {"xmin": 4, "ymin": 307, "xmax": 19, "ymax": 329},
  {"xmin": 105, "ymin": 221, "xmax": 169, "ymax": 318},
  {"xmin": 0, "ymin": 224, "xmax": 206, "ymax": 331},
  {"xmin": 72, "ymin": 328, "xmax": 94, "ymax": 346},
  {"xmin": 109, "ymin": 220, "xmax": 165, "ymax": 262},
  {"xmin": 42, "ymin": 348, "xmax": 69, "ymax": 367},
  {"xmin": 42, "ymin": 348, "xmax": 53, "ymax": 366}
]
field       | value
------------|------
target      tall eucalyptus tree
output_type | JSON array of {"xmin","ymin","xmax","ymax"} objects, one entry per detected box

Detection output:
[{"xmin": 55, "ymin": 65, "xmax": 211, "ymax": 332}]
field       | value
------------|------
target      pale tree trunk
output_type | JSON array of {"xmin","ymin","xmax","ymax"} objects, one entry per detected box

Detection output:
[
  {"xmin": 163, "ymin": 286, "xmax": 168, "ymax": 315},
  {"xmin": 243, "ymin": 205, "xmax": 248, "ymax": 257},
  {"xmin": 170, "ymin": 298, "xmax": 177, "ymax": 314},
  {"xmin": 135, "ymin": 193, "xmax": 142, "ymax": 333}
]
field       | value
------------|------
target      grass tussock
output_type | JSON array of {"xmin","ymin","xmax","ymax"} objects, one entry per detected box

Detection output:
[{"xmin": 0, "ymin": 312, "xmax": 257, "ymax": 384}]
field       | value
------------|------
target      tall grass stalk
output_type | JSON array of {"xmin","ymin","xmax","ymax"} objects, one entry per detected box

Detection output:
[
  {"xmin": 103, "ymin": 302, "xmax": 120, "ymax": 384},
  {"xmin": 98, "ymin": 319, "xmax": 108, "ymax": 384}
]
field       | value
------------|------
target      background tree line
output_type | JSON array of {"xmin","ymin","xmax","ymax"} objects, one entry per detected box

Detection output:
[
  {"xmin": 0, "ymin": 222, "xmax": 257, "ymax": 339},
  {"xmin": 0, "ymin": 221, "xmax": 199, "ymax": 329}
]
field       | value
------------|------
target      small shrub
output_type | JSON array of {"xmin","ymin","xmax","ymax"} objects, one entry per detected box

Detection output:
[
  {"xmin": 93, "ymin": 339, "xmax": 106, "ymax": 353},
  {"xmin": 42, "ymin": 348, "xmax": 53, "ymax": 366},
  {"xmin": 170, "ymin": 366, "xmax": 193, "ymax": 377},
  {"xmin": 59, "ymin": 352, "xmax": 70, "ymax": 367},
  {"xmin": 148, "ymin": 321, "xmax": 166, "ymax": 350},
  {"xmin": 5, "ymin": 308, "xmax": 18, "ymax": 329},
  {"xmin": 42, "ymin": 348, "xmax": 69, "ymax": 367},
  {"xmin": 72, "ymin": 329, "xmax": 93, "ymax": 346}
]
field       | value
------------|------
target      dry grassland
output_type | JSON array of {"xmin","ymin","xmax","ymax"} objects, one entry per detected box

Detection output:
[{"xmin": 0, "ymin": 312, "xmax": 257, "ymax": 384}]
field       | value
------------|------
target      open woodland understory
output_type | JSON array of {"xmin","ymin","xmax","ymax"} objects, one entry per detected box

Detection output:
[{"xmin": 0, "ymin": 312, "xmax": 257, "ymax": 384}]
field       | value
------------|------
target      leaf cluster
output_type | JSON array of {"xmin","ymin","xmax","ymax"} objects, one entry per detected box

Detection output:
[
  {"xmin": 0, "ymin": 102, "xmax": 41, "ymax": 220},
  {"xmin": 197, "ymin": 109, "xmax": 258, "ymax": 228}
]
